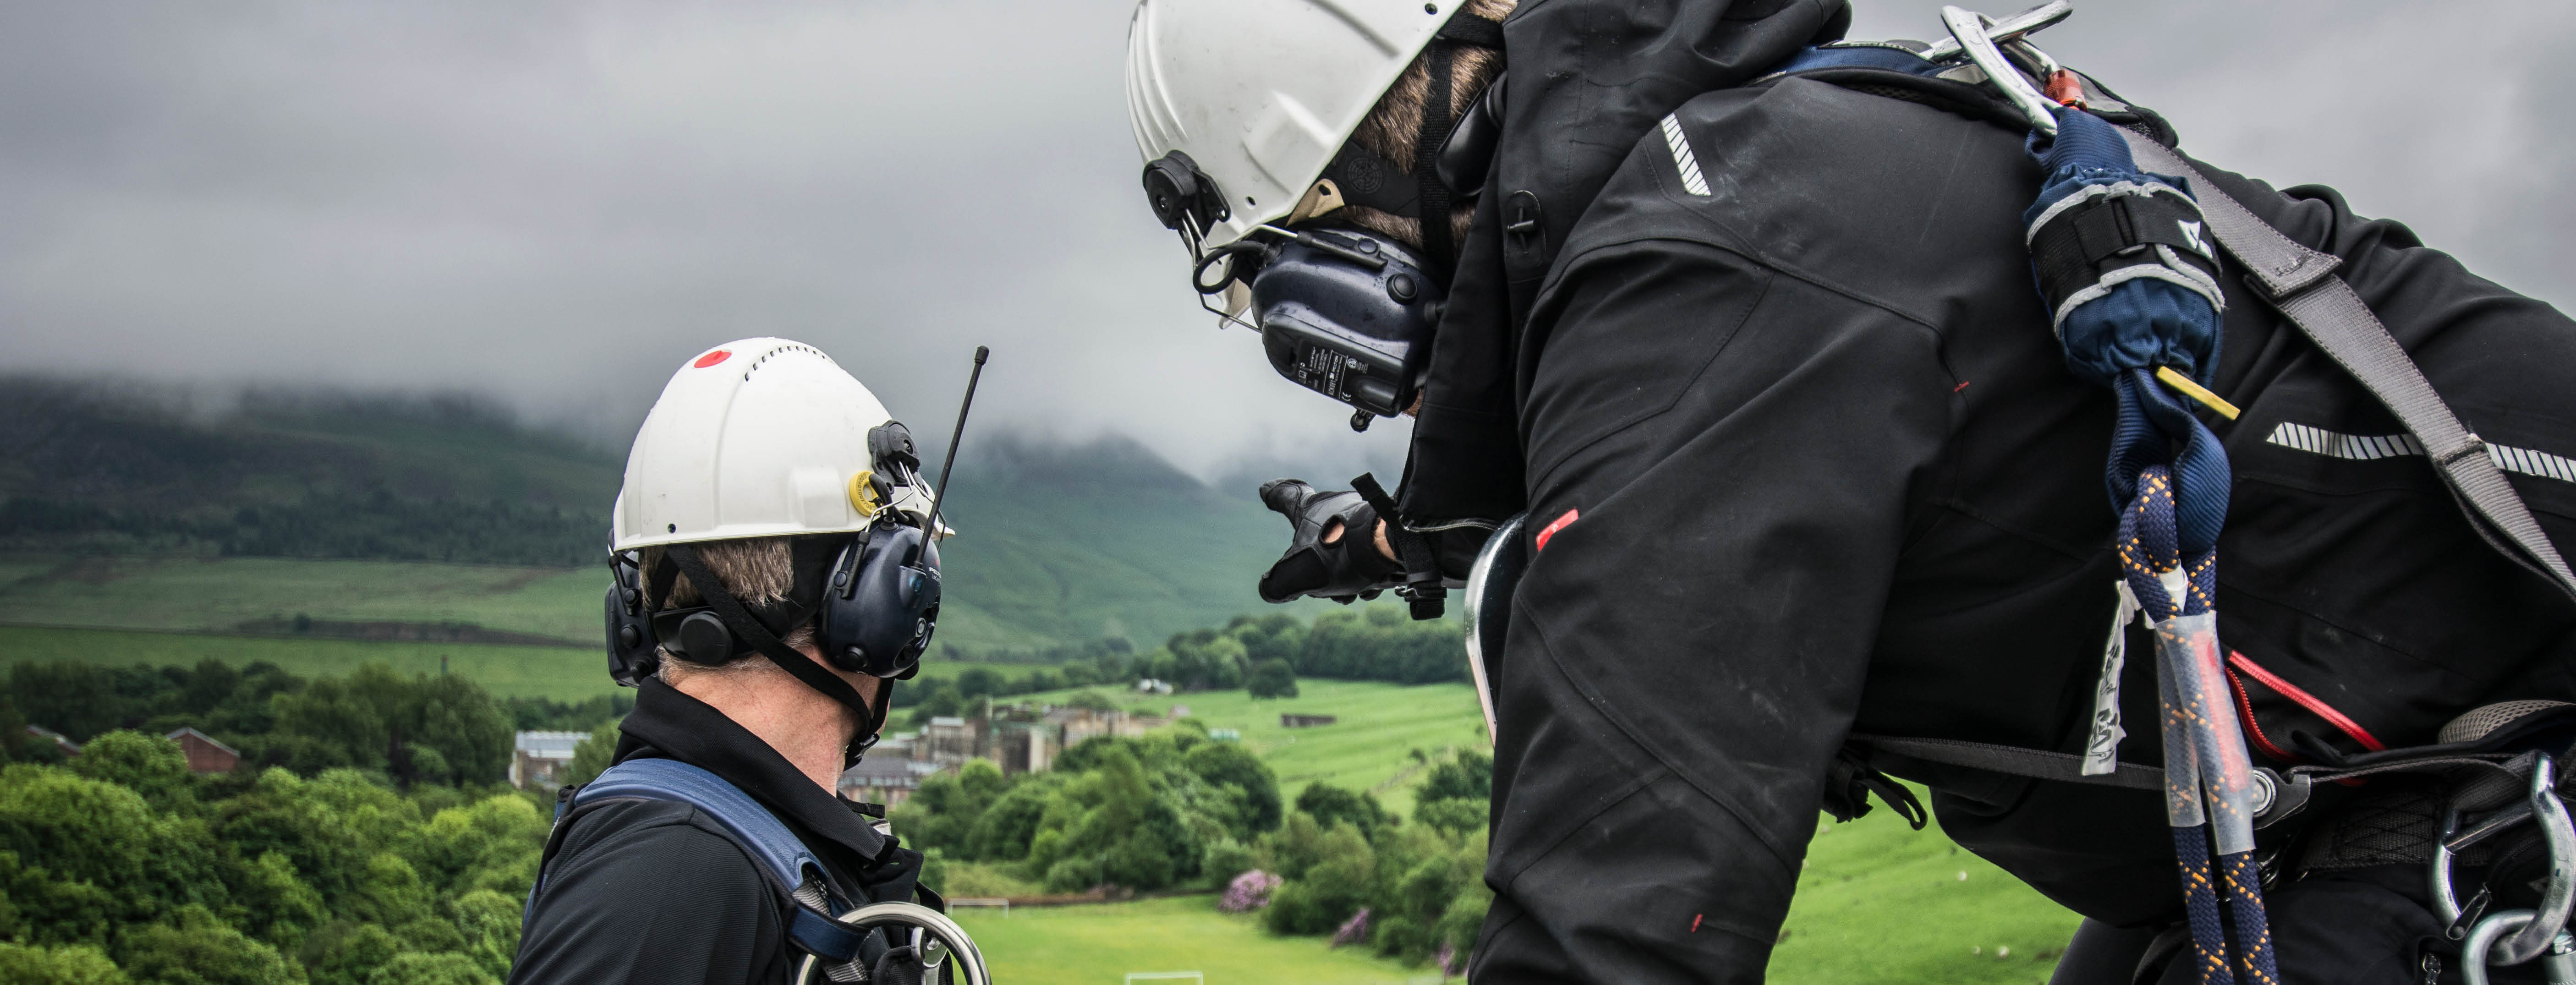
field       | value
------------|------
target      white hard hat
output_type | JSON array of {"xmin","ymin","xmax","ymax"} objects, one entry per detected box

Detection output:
[
  {"xmin": 612, "ymin": 338, "xmax": 936, "ymax": 552},
  {"xmin": 1125, "ymin": 0, "xmax": 1457, "ymax": 251}
]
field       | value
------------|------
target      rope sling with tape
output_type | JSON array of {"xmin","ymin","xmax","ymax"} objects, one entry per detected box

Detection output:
[{"xmin": 1979, "ymin": 10, "xmax": 2277, "ymax": 975}]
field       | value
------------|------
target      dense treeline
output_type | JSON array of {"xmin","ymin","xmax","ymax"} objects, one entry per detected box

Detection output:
[
  {"xmin": 0, "ymin": 734, "xmax": 544, "ymax": 984},
  {"xmin": 893, "ymin": 724, "xmax": 1283, "ymax": 895},
  {"xmin": 906, "ymin": 605, "xmax": 1466, "ymax": 717},
  {"xmin": 0, "ymin": 660, "xmax": 567, "ymax": 985},
  {"xmin": 0, "ymin": 660, "xmax": 624, "ymax": 790},
  {"xmin": 898, "ymin": 730, "xmax": 1495, "ymax": 969},
  {"xmin": 0, "ymin": 493, "xmax": 603, "ymax": 567}
]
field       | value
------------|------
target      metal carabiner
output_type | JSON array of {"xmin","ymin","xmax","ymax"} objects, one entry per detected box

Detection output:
[
  {"xmin": 2461, "ymin": 909, "xmax": 2576, "ymax": 985},
  {"xmin": 2501, "ymin": 757, "xmax": 2576, "ymax": 964},
  {"xmin": 1939, "ymin": 5, "xmax": 2061, "ymax": 137},
  {"xmin": 2437, "ymin": 804, "xmax": 2468, "ymax": 928}
]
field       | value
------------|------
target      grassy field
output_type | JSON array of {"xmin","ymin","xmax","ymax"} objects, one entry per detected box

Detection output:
[
  {"xmin": 1011, "ymin": 679, "xmax": 1485, "ymax": 818},
  {"xmin": 1771, "ymin": 793, "xmax": 2083, "ymax": 983},
  {"xmin": 0, "ymin": 625, "xmax": 1052, "ymax": 702},
  {"xmin": 953, "ymin": 896, "xmax": 1437, "ymax": 984},
  {"xmin": 0, "ymin": 552, "xmax": 603, "ymax": 641},
  {"xmin": 944, "ymin": 785, "xmax": 2080, "ymax": 985}
]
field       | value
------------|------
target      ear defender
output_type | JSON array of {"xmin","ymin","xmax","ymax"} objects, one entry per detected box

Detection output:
[
  {"xmin": 606, "ymin": 520, "xmax": 945, "ymax": 686},
  {"xmin": 603, "ymin": 548, "xmax": 661, "ymax": 686},
  {"xmin": 819, "ymin": 520, "xmax": 943, "ymax": 678}
]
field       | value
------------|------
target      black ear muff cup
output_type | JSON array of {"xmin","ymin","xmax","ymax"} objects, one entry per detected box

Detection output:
[
  {"xmin": 820, "ymin": 521, "xmax": 943, "ymax": 678},
  {"xmin": 671, "ymin": 611, "xmax": 737, "ymax": 666},
  {"xmin": 603, "ymin": 548, "xmax": 662, "ymax": 687}
]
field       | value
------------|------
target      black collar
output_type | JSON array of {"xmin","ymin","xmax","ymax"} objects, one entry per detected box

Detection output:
[{"xmin": 614, "ymin": 678, "xmax": 894, "ymax": 870}]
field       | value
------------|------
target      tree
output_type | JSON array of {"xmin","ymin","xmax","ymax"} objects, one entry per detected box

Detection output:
[
  {"xmin": 1246, "ymin": 659, "xmax": 1298, "ymax": 700},
  {"xmin": 564, "ymin": 720, "xmax": 619, "ymax": 788},
  {"xmin": 1262, "ymin": 821, "xmax": 1374, "ymax": 935},
  {"xmin": 1294, "ymin": 784, "xmax": 1396, "ymax": 845},
  {"xmin": 70, "ymin": 732, "xmax": 196, "ymax": 815},
  {"xmin": 7, "ymin": 662, "xmax": 120, "ymax": 741},
  {"xmin": 115, "ymin": 905, "xmax": 305, "ymax": 985},
  {"xmin": 1184, "ymin": 741, "xmax": 1282, "ymax": 836},
  {"xmin": 954, "ymin": 668, "xmax": 1007, "ymax": 700},
  {"xmin": 1417, "ymin": 750, "xmax": 1492, "ymax": 804},
  {"xmin": 0, "ymin": 942, "xmax": 127, "ymax": 985}
]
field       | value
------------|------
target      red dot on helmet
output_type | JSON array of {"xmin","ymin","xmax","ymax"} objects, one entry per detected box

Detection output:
[{"xmin": 693, "ymin": 350, "xmax": 731, "ymax": 369}]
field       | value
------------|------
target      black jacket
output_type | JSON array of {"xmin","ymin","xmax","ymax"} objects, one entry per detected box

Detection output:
[
  {"xmin": 1435, "ymin": 1, "xmax": 2576, "ymax": 980},
  {"xmin": 510, "ymin": 680, "xmax": 920, "ymax": 984}
]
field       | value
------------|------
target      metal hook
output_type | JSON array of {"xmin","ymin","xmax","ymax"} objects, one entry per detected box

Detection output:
[
  {"xmin": 2436, "ymin": 804, "xmax": 2467, "ymax": 928},
  {"xmin": 2462, "ymin": 909, "xmax": 2576, "ymax": 985},
  {"xmin": 1918, "ymin": 0, "xmax": 2073, "ymax": 62},
  {"xmin": 1940, "ymin": 6, "xmax": 2061, "ymax": 137},
  {"xmin": 2500, "ymin": 757, "xmax": 2576, "ymax": 964}
]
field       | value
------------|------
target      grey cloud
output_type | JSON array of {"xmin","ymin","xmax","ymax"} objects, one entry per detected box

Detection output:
[
  {"xmin": 0, "ymin": 0, "xmax": 2561, "ymax": 482},
  {"xmin": 1851, "ymin": 0, "xmax": 2576, "ymax": 308}
]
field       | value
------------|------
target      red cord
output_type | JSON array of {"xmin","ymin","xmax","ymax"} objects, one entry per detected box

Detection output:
[
  {"xmin": 2227, "ymin": 651, "xmax": 2386, "ymax": 752},
  {"xmin": 2225, "ymin": 667, "xmax": 2298, "ymax": 763}
]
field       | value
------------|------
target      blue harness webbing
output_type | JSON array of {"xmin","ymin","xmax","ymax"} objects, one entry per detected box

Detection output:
[
  {"xmin": 525, "ymin": 757, "xmax": 870, "ymax": 964},
  {"xmin": 1768, "ymin": 42, "xmax": 2281, "ymax": 983}
]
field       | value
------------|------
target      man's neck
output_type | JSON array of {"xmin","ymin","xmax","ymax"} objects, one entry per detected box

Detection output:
[{"xmin": 671, "ymin": 660, "xmax": 868, "ymax": 793}]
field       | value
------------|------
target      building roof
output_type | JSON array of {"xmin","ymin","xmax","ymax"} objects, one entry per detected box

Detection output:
[
  {"xmin": 163, "ymin": 727, "xmax": 240, "ymax": 757},
  {"xmin": 839, "ymin": 758, "xmax": 922, "ymax": 778},
  {"xmin": 928, "ymin": 716, "xmax": 966, "ymax": 728},
  {"xmin": 515, "ymin": 730, "xmax": 589, "ymax": 758},
  {"xmin": 26, "ymin": 725, "xmax": 80, "ymax": 755}
]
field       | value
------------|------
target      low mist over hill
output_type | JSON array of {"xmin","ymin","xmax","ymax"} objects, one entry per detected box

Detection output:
[{"xmin": 0, "ymin": 376, "xmax": 1301, "ymax": 649}]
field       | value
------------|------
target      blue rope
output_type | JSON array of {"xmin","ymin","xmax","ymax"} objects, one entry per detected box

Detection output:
[
  {"xmin": 2035, "ymin": 106, "xmax": 2268, "ymax": 980},
  {"xmin": 2221, "ymin": 850, "xmax": 2282, "ymax": 985},
  {"xmin": 2174, "ymin": 826, "xmax": 2233, "ymax": 985}
]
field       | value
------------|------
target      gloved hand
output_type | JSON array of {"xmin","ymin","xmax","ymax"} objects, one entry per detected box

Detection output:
[{"xmin": 1257, "ymin": 479, "xmax": 1401, "ymax": 603}]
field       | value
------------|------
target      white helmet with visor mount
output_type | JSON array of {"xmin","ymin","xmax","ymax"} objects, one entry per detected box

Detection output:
[{"xmin": 1126, "ymin": 0, "xmax": 1505, "ymax": 431}]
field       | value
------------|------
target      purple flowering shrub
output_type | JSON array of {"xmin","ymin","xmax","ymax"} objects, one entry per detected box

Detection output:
[
  {"xmin": 1330, "ymin": 907, "xmax": 1371, "ymax": 948},
  {"xmin": 1218, "ymin": 869, "xmax": 1282, "ymax": 913}
]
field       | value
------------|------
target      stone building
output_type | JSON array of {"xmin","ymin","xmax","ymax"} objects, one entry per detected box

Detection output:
[{"xmin": 511, "ymin": 730, "xmax": 587, "ymax": 789}]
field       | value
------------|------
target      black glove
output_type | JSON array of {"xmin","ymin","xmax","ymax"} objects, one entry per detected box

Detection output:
[{"xmin": 1257, "ymin": 479, "xmax": 1403, "ymax": 603}]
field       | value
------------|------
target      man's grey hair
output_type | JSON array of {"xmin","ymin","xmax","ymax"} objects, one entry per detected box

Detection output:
[{"xmin": 641, "ymin": 536, "xmax": 817, "ymax": 682}]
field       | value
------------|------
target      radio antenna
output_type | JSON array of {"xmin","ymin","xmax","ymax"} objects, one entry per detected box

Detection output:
[{"xmin": 926, "ymin": 345, "xmax": 988, "ymax": 537}]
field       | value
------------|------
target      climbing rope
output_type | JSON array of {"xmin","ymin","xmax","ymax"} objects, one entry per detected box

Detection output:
[{"xmin": 2122, "ymin": 462, "xmax": 2277, "ymax": 984}]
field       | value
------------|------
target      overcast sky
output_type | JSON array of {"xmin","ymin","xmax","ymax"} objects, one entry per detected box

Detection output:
[{"xmin": 1, "ymin": 0, "xmax": 2567, "ymax": 480}]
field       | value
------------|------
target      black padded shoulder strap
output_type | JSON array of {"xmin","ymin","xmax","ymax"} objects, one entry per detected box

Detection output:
[{"xmin": 2117, "ymin": 129, "xmax": 2576, "ymax": 606}]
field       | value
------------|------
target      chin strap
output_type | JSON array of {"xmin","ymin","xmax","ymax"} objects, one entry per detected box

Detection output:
[
  {"xmin": 663, "ymin": 543, "xmax": 888, "ymax": 767},
  {"xmin": 1410, "ymin": 8, "xmax": 1504, "ymax": 282}
]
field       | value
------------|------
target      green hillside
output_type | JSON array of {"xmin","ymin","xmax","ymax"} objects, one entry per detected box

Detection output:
[{"xmin": 0, "ymin": 377, "xmax": 1306, "ymax": 652}]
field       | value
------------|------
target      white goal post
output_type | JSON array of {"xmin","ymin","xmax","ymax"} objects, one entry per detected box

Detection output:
[{"xmin": 948, "ymin": 897, "xmax": 1010, "ymax": 917}]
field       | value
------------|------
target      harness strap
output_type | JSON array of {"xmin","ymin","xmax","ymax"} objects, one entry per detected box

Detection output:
[
  {"xmin": 1851, "ymin": 733, "xmax": 2166, "ymax": 791},
  {"xmin": 527, "ymin": 758, "xmax": 871, "ymax": 964},
  {"xmin": 2115, "ymin": 129, "xmax": 2576, "ymax": 607}
]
